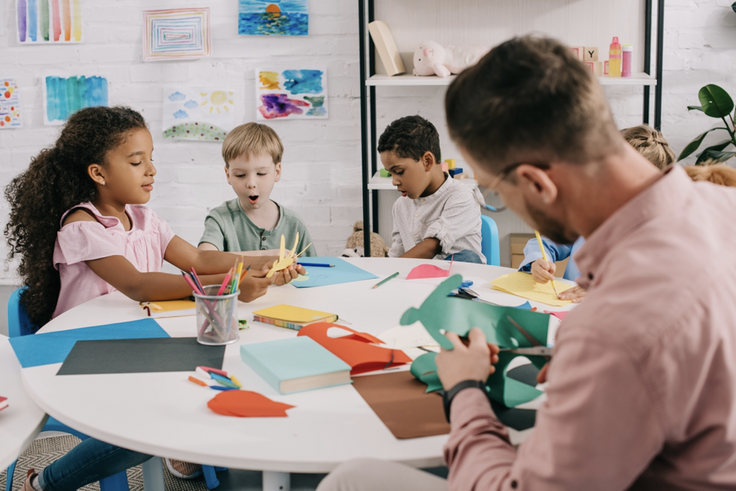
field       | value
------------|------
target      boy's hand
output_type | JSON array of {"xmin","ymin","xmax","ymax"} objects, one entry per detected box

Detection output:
[
  {"xmin": 531, "ymin": 258, "xmax": 556, "ymax": 284},
  {"xmin": 436, "ymin": 328, "xmax": 500, "ymax": 390},
  {"xmin": 237, "ymin": 267, "xmax": 275, "ymax": 302},
  {"xmin": 558, "ymin": 285, "xmax": 587, "ymax": 303}
]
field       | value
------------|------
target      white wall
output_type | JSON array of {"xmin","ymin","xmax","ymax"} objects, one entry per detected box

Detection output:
[{"xmin": 0, "ymin": 0, "xmax": 734, "ymax": 288}]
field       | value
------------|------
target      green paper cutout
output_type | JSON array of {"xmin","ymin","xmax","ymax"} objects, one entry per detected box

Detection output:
[
  {"xmin": 409, "ymin": 352, "xmax": 443, "ymax": 393},
  {"xmin": 401, "ymin": 275, "xmax": 550, "ymax": 407}
]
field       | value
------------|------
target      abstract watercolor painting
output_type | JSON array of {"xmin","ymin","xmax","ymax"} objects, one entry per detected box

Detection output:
[
  {"xmin": 16, "ymin": 0, "xmax": 82, "ymax": 44},
  {"xmin": 162, "ymin": 87, "xmax": 237, "ymax": 141},
  {"xmin": 256, "ymin": 69, "xmax": 327, "ymax": 120},
  {"xmin": 239, "ymin": 0, "xmax": 308, "ymax": 36},
  {"xmin": 143, "ymin": 8, "xmax": 211, "ymax": 62},
  {"xmin": 43, "ymin": 75, "xmax": 108, "ymax": 126},
  {"xmin": 0, "ymin": 79, "xmax": 22, "ymax": 129}
]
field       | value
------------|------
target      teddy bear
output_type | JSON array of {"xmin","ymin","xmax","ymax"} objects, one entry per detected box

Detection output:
[
  {"xmin": 413, "ymin": 40, "xmax": 488, "ymax": 78},
  {"xmin": 342, "ymin": 221, "xmax": 389, "ymax": 258}
]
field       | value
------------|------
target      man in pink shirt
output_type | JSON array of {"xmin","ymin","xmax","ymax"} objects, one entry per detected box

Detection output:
[{"xmin": 318, "ymin": 36, "xmax": 736, "ymax": 490}]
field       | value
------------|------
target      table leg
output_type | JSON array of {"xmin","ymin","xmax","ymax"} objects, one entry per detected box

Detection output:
[
  {"xmin": 263, "ymin": 471, "xmax": 290, "ymax": 491},
  {"xmin": 142, "ymin": 457, "xmax": 165, "ymax": 491}
]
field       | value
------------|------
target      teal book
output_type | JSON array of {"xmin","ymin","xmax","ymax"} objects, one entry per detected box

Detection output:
[{"xmin": 240, "ymin": 337, "xmax": 352, "ymax": 394}]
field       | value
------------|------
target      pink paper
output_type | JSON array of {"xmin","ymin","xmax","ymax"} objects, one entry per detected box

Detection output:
[
  {"xmin": 544, "ymin": 311, "xmax": 569, "ymax": 321},
  {"xmin": 406, "ymin": 264, "xmax": 451, "ymax": 280}
]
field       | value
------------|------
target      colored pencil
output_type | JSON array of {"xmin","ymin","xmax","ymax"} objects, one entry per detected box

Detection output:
[
  {"xmin": 216, "ymin": 268, "xmax": 233, "ymax": 296},
  {"xmin": 534, "ymin": 231, "xmax": 560, "ymax": 298},
  {"xmin": 237, "ymin": 265, "xmax": 252, "ymax": 287},
  {"xmin": 372, "ymin": 272, "xmax": 399, "ymax": 289},
  {"xmin": 298, "ymin": 262, "xmax": 334, "ymax": 268},
  {"xmin": 181, "ymin": 271, "xmax": 203, "ymax": 295}
]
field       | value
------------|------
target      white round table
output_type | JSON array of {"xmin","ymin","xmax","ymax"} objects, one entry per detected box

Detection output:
[
  {"xmin": 20, "ymin": 258, "xmax": 570, "ymax": 490},
  {"xmin": 0, "ymin": 334, "xmax": 48, "ymax": 471}
]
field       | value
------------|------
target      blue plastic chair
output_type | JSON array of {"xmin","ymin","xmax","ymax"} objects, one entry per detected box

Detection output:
[
  {"xmin": 480, "ymin": 215, "xmax": 500, "ymax": 266},
  {"xmin": 5, "ymin": 288, "xmax": 226, "ymax": 490}
]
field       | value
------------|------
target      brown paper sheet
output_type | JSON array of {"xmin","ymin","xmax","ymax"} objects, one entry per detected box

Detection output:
[{"xmin": 352, "ymin": 370, "xmax": 450, "ymax": 439}]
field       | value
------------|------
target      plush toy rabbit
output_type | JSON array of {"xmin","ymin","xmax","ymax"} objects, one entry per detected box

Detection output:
[{"xmin": 413, "ymin": 40, "xmax": 488, "ymax": 78}]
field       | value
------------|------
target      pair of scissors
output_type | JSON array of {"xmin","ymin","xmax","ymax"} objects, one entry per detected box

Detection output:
[{"xmin": 503, "ymin": 315, "xmax": 553, "ymax": 360}]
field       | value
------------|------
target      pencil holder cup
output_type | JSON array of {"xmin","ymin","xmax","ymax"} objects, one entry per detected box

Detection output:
[{"xmin": 194, "ymin": 285, "xmax": 240, "ymax": 346}]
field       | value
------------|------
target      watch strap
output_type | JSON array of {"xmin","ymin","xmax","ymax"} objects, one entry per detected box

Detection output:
[{"xmin": 443, "ymin": 379, "xmax": 486, "ymax": 423}]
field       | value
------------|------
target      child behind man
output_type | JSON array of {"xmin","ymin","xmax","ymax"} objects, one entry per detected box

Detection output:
[
  {"xmin": 199, "ymin": 122, "xmax": 315, "ymax": 257},
  {"xmin": 379, "ymin": 115, "xmax": 485, "ymax": 264}
]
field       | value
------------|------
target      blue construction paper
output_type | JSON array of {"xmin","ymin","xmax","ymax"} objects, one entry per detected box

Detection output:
[
  {"xmin": 514, "ymin": 301, "xmax": 533, "ymax": 310},
  {"xmin": 9, "ymin": 318, "xmax": 169, "ymax": 368},
  {"xmin": 292, "ymin": 256, "xmax": 378, "ymax": 288}
]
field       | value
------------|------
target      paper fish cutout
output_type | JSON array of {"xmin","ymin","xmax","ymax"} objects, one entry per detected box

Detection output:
[
  {"xmin": 491, "ymin": 272, "xmax": 575, "ymax": 307},
  {"xmin": 266, "ymin": 233, "xmax": 299, "ymax": 278},
  {"xmin": 401, "ymin": 275, "xmax": 550, "ymax": 407},
  {"xmin": 410, "ymin": 352, "xmax": 443, "ymax": 393},
  {"xmin": 207, "ymin": 390, "xmax": 295, "ymax": 417},
  {"xmin": 297, "ymin": 322, "xmax": 411, "ymax": 374},
  {"xmin": 406, "ymin": 264, "xmax": 451, "ymax": 280}
]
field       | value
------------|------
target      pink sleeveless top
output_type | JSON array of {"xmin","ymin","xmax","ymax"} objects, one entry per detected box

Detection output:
[{"xmin": 52, "ymin": 202, "xmax": 175, "ymax": 318}]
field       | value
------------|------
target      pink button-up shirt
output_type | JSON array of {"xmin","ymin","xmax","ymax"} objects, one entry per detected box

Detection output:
[{"xmin": 444, "ymin": 166, "xmax": 736, "ymax": 490}]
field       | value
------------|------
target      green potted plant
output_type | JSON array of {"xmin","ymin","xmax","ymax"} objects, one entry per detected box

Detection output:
[{"xmin": 678, "ymin": 84, "xmax": 736, "ymax": 165}]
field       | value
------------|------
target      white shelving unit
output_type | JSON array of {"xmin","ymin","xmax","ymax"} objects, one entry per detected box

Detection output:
[{"xmin": 367, "ymin": 72, "xmax": 657, "ymax": 87}]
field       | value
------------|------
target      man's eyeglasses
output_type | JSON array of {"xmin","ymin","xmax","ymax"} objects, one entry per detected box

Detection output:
[{"xmin": 479, "ymin": 161, "xmax": 549, "ymax": 213}]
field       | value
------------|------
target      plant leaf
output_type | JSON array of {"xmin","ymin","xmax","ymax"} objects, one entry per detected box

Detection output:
[
  {"xmin": 697, "ymin": 149, "xmax": 736, "ymax": 164},
  {"xmin": 687, "ymin": 105, "xmax": 704, "ymax": 112},
  {"xmin": 695, "ymin": 140, "xmax": 735, "ymax": 163},
  {"xmin": 678, "ymin": 129, "xmax": 717, "ymax": 161},
  {"xmin": 698, "ymin": 84, "xmax": 734, "ymax": 119}
]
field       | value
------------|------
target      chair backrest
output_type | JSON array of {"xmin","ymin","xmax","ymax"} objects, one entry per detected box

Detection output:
[
  {"xmin": 8, "ymin": 287, "xmax": 35, "ymax": 337},
  {"xmin": 480, "ymin": 215, "xmax": 500, "ymax": 266}
]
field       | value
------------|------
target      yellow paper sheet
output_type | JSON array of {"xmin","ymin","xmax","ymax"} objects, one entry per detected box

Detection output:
[{"xmin": 490, "ymin": 272, "xmax": 574, "ymax": 307}]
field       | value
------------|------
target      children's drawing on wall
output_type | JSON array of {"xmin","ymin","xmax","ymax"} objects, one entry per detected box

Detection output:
[
  {"xmin": 0, "ymin": 79, "xmax": 22, "ymax": 129},
  {"xmin": 238, "ymin": 0, "xmax": 308, "ymax": 36},
  {"xmin": 43, "ymin": 75, "xmax": 108, "ymax": 126},
  {"xmin": 163, "ymin": 87, "xmax": 237, "ymax": 141},
  {"xmin": 16, "ymin": 0, "xmax": 82, "ymax": 44},
  {"xmin": 256, "ymin": 69, "xmax": 328, "ymax": 120},
  {"xmin": 143, "ymin": 8, "xmax": 211, "ymax": 62}
]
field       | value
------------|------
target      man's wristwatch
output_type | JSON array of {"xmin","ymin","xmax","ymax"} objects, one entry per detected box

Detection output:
[{"xmin": 442, "ymin": 379, "xmax": 487, "ymax": 423}]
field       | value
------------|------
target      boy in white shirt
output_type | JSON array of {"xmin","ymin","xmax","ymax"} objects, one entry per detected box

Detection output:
[{"xmin": 379, "ymin": 115, "xmax": 485, "ymax": 263}]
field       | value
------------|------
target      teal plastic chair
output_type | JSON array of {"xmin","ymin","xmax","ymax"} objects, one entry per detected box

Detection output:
[
  {"xmin": 6, "ymin": 288, "xmax": 225, "ymax": 490},
  {"xmin": 480, "ymin": 215, "xmax": 500, "ymax": 266}
]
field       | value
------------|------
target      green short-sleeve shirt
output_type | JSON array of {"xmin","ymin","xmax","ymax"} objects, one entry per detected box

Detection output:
[{"xmin": 199, "ymin": 199, "xmax": 316, "ymax": 256}]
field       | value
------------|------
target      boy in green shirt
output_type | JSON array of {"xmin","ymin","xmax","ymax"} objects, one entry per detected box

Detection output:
[{"xmin": 199, "ymin": 123, "xmax": 316, "ymax": 257}]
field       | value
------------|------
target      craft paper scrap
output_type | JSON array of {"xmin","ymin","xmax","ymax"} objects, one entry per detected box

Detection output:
[
  {"xmin": 406, "ymin": 264, "xmax": 450, "ymax": 280},
  {"xmin": 291, "ymin": 257, "xmax": 377, "ymax": 288},
  {"xmin": 401, "ymin": 275, "xmax": 550, "ymax": 407},
  {"xmin": 238, "ymin": 0, "xmax": 309, "ymax": 36},
  {"xmin": 491, "ymin": 272, "xmax": 575, "ymax": 307},
  {"xmin": 9, "ymin": 319, "xmax": 168, "ymax": 368},
  {"xmin": 0, "ymin": 79, "xmax": 22, "ymax": 128},
  {"xmin": 410, "ymin": 352, "xmax": 443, "ymax": 393},
  {"xmin": 143, "ymin": 8, "xmax": 211, "ymax": 62},
  {"xmin": 256, "ymin": 68, "xmax": 328, "ymax": 120},
  {"xmin": 43, "ymin": 75, "xmax": 108, "ymax": 126},
  {"xmin": 207, "ymin": 390, "xmax": 295, "ymax": 417},
  {"xmin": 17, "ymin": 0, "xmax": 83, "ymax": 44},
  {"xmin": 544, "ymin": 311, "xmax": 569, "ymax": 321},
  {"xmin": 162, "ymin": 87, "xmax": 236, "ymax": 141}
]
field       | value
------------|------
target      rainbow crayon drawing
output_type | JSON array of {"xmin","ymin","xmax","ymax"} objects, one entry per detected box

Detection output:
[{"xmin": 16, "ymin": 0, "xmax": 82, "ymax": 45}]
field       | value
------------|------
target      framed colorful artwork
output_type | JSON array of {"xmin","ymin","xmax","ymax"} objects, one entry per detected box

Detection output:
[
  {"xmin": 239, "ymin": 0, "xmax": 308, "ymax": 36},
  {"xmin": 143, "ymin": 8, "xmax": 211, "ymax": 62},
  {"xmin": 43, "ymin": 75, "xmax": 108, "ymax": 126},
  {"xmin": 256, "ymin": 68, "xmax": 327, "ymax": 120},
  {"xmin": 16, "ymin": 0, "xmax": 82, "ymax": 44},
  {"xmin": 162, "ymin": 87, "xmax": 237, "ymax": 141}
]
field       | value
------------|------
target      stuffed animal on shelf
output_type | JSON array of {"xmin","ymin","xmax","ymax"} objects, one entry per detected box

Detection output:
[
  {"xmin": 413, "ymin": 40, "xmax": 488, "ymax": 78},
  {"xmin": 342, "ymin": 221, "xmax": 389, "ymax": 258}
]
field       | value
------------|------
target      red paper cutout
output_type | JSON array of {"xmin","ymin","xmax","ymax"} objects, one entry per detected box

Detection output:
[
  {"xmin": 406, "ymin": 264, "xmax": 450, "ymax": 280},
  {"xmin": 544, "ymin": 311, "xmax": 569, "ymax": 321},
  {"xmin": 207, "ymin": 390, "xmax": 295, "ymax": 417},
  {"xmin": 298, "ymin": 323, "xmax": 411, "ymax": 374}
]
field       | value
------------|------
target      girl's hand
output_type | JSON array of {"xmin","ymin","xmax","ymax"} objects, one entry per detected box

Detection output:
[
  {"xmin": 268, "ymin": 262, "xmax": 307, "ymax": 286},
  {"xmin": 237, "ymin": 267, "xmax": 275, "ymax": 302},
  {"xmin": 558, "ymin": 285, "xmax": 587, "ymax": 303},
  {"xmin": 531, "ymin": 258, "xmax": 556, "ymax": 283}
]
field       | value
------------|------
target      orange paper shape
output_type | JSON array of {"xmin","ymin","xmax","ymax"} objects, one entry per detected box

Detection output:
[
  {"xmin": 406, "ymin": 264, "xmax": 450, "ymax": 280},
  {"xmin": 297, "ymin": 322, "xmax": 411, "ymax": 374},
  {"xmin": 207, "ymin": 390, "xmax": 295, "ymax": 417}
]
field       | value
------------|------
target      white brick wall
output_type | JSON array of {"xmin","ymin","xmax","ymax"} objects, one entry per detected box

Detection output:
[{"xmin": 0, "ymin": 0, "xmax": 734, "ymax": 283}]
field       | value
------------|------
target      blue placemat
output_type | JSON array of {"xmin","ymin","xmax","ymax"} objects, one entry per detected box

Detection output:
[
  {"xmin": 293, "ymin": 257, "xmax": 378, "ymax": 288},
  {"xmin": 9, "ymin": 318, "xmax": 169, "ymax": 368}
]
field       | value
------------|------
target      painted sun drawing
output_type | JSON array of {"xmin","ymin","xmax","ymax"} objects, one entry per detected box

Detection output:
[{"xmin": 163, "ymin": 87, "xmax": 237, "ymax": 142}]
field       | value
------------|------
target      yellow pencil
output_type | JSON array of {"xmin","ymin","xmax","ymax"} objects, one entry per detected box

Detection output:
[{"xmin": 534, "ymin": 231, "xmax": 560, "ymax": 298}]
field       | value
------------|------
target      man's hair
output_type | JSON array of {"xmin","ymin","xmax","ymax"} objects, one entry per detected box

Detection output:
[
  {"xmin": 445, "ymin": 36, "xmax": 622, "ymax": 174},
  {"xmin": 684, "ymin": 164, "xmax": 736, "ymax": 187},
  {"xmin": 377, "ymin": 115, "xmax": 441, "ymax": 163},
  {"xmin": 621, "ymin": 125, "xmax": 675, "ymax": 170},
  {"xmin": 222, "ymin": 122, "xmax": 283, "ymax": 167}
]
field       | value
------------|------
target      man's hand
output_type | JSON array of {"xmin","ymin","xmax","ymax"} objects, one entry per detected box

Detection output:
[
  {"xmin": 558, "ymin": 285, "xmax": 587, "ymax": 303},
  {"xmin": 531, "ymin": 258, "xmax": 556, "ymax": 283},
  {"xmin": 436, "ymin": 328, "xmax": 500, "ymax": 390},
  {"xmin": 237, "ymin": 266, "xmax": 275, "ymax": 302}
]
